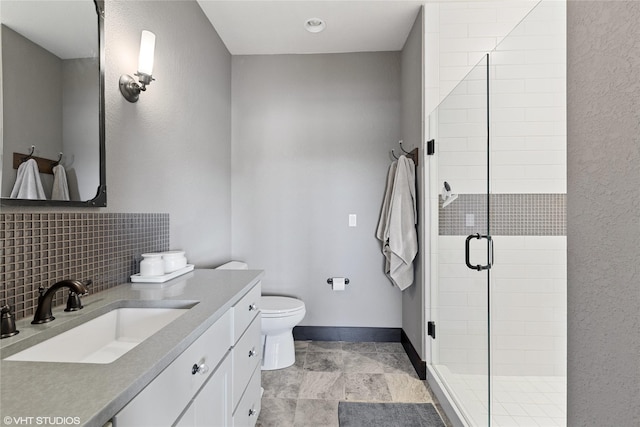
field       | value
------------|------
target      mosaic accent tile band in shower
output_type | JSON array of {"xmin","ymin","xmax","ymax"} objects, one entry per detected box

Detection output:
[
  {"xmin": 0, "ymin": 213, "xmax": 170, "ymax": 321},
  {"xmin": 439, "ymin": 193, "xmax": 566, "ymax": 236}
]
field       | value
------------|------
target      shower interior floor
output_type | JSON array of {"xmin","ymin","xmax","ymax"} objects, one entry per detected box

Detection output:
[{"xmin": 434, "ymin": 366, "xmax": 566, "ymax": 427}]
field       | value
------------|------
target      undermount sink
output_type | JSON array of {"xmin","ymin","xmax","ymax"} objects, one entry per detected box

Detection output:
[{"xmin": 5, "ymin": 308, "xmax": 189, "ymax": 364}]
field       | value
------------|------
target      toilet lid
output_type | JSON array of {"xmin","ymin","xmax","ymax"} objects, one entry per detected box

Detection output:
[{"xmin": 261, "ymin": 296, "xmax": 305, "ymax": 316}]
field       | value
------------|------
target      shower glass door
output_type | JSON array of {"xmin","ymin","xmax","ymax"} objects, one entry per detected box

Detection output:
[
  {"xmin": 428, "ymin": 2, "xmax": 566, "ymax": 425},
  {"xmin": 488, "ymin": 1, "xmax": 567, "ymax": 425},
  {"xmin": 429, "ymin": 55, "xmax": 491, "ymax": 427}
]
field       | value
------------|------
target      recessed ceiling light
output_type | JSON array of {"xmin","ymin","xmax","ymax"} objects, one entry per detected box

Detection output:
[{"xmin": 304, "ymin": 17, "xmax": 326, "ymax": 33}]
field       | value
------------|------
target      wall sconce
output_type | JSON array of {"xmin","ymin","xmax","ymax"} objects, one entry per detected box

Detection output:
[{"xmin": 119, "ymin": 30, "xmax": 156, "ymax": 103}]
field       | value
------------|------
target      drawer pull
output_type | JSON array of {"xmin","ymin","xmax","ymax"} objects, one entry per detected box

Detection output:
[
  {"xmin": 248, "ymin": 347, "xmax": 257, "ymax": 358},
  {"xmin": 248, "ymin": 303, "xmax": 258, "ymax": 312},
  {"xmin": 191, "ymin": 363, "xmax": 209, "ymax": 376},
  {"xmin": 248, "ymin": 408, "xmax": 257, "ymax": 417}
]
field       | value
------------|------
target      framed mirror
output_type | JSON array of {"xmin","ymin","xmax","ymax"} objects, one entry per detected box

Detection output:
[{"xmin": 0, "ymin": 0, "xmax": 106, "ymax": 207}]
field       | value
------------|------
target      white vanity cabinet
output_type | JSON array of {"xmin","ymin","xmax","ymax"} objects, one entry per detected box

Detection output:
[
  {"xmin": 113, "ymin": 282, "xmax": 262, "ymax": 427},
  {"xmin": 230, "ymin": 284, "xmax": 262, "ymax": 426}
]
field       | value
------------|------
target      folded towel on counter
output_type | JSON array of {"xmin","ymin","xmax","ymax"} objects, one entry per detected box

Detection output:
[
  {"xmin": 51, "ymin": 164, "xmax": 70, "ymax": 201},
  {"xmin": 10, "ymin": 158, "xmax": 46, "ymax": 200},
  {"xmin": 376, "ymin": 155, "xmax": 418, "ymax": 290}
]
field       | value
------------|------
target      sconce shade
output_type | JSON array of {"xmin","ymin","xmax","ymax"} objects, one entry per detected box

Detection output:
[
  {"xmin": 120, "ymin": 30, "xmax": 156, "ymax": 103},
  {"xmin": 137, "ymin": 30, "xmax": 155, "ymax": 77}
]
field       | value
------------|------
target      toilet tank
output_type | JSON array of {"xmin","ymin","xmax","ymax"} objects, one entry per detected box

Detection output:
[{"xmin": 215, "ymin": 261, "xmax": 248, "ymax": 270}]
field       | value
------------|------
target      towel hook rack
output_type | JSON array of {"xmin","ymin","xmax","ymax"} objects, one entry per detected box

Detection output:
[
  {"xmin": 52, "ymin": 152, "xmax": 63, "ymax": 167},
  {"xmin": 399, "ymin": 140, "xmax": 410, "ymax": 154},
  {"xmin": 22, "ymin": 146, "xmax": 35, "ymax": 163},
  {"xmin": 13, "ymin": 147, "xmax": 60, "ymax": 175},
  {"xmin": 390, "ymin": 140, "xmax": 419, "ymax": 166},
  {"xmin": 391, "ymin": 140, "xmax": 405, "ymax": 159}
]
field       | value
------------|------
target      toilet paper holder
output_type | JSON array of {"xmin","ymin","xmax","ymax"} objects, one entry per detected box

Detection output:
[{"xmin": 327, "ymin": 278, "xmax": 350, "ymax": 285}]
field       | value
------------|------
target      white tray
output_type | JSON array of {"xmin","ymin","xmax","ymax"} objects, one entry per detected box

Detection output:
[{"xmin": 130, "ymin": 264, "xmax": 194, "ymax": 283}]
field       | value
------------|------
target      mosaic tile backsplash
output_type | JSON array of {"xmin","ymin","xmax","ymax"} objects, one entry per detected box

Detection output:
[
  {"xmin": 0, "ymin": 213, "xmax": 169, "ymax": 321},
  {"xmin": 439, "ymin": 193, "xmax": 566, "ymax": 236}
]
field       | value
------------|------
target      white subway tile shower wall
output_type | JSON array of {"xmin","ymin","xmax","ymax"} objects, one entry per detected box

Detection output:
[
  {"xmin": 491, "ymin": 1, "xmax": 566, "ymax": 195},
  {"xmin": 437, "ymin": 236, "xmax": 566, "ymax": 376},
  {"xmin": 433, "ymin": 1, "xmax": 566, "ymax": 195},
  {"xmin": 424, "ymin": 0, "xmax": 540, "ymax": 115}
]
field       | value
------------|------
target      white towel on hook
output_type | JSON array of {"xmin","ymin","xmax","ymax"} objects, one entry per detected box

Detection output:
[
  {"xmin": 376, "ymin": 160, "xmax": 398, "ymax": 274},
  {"xmin": 380, "ymin": 155, "xmax": 418, "ymax": 290},
  {"xmin": 10, "ymin": 158, "xmax": 46, "ymax": 200},
  {"xmin": 51, "ymin": 164, "xmax": 70, "ymax": 201}
]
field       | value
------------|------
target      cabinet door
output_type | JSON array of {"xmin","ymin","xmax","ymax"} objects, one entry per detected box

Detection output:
[
  {"xmin": 114, "ymin": 311, "xmax": 232, "ymax": 427},
  {"xmin": 175, "ymin": 354, "xmax": 232, "ymax": 427}
]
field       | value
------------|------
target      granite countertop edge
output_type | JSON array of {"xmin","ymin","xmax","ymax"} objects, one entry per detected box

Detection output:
[{"xmin": 0, "ymin": 268, "xmax": 264, "ymax": 427}]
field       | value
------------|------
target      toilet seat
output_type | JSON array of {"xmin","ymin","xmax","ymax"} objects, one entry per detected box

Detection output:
[{"xmin": 261, "ymin": 296, "xmax": 305, "ymax": 318}]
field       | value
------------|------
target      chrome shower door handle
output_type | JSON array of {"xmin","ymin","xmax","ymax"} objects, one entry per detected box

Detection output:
[{"xmin": 465, "ymin": 233, "xmax": 493, "ymax": 271}]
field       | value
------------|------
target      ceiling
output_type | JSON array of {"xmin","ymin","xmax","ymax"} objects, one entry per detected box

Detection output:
[
  {"xmin": 0, "ymin": 1, "xmax": 97, "ymax": 59},
  {"xmin": 196, "ymin": 1, "xmax": 424, "ymax": 55},
  {"xmin": 0, "ymin": 1, "xmax": 422, "ymax": 58}
]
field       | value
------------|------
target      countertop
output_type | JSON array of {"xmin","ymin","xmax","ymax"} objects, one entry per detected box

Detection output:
[{"xmin": 0, "ymin": 269, "xmax": 264, "ymax": 427}]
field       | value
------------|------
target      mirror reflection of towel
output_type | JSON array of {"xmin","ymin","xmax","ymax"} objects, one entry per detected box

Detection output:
[
  {"xmin": 52, "ymin": 164, "xmax": 70, "ymax": 201},
  {"xmin": 10, "ymin": 158, "xmax": 46, "ymax": 200}
]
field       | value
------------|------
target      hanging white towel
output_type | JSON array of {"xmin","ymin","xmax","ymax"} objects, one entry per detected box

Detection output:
[
  {"xmin": 377, "ymin": 155, "xmax": 418, "ymax": 290},
  {"xmin": 10, "ymin": 158, "xmax": 46, "ymax": 200},
  {"xmin": 376, "ymin": 160, "xmax": 398, "ymax": 274},
  {"xmin": 51, "ymin": 164, "xmax": 70, "ymax": 201}
]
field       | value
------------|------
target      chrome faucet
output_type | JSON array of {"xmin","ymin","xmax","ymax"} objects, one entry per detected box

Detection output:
[{"xmin": 32, "ymin": 280, "xmax": 89, "ymax": 324}]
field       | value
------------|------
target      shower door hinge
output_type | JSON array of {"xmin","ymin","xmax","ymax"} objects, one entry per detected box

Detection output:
[
  {"xmin": 427, "ymin": 139, "xmax": 435, "ymax": 155},
  {"xmin": 428, "ymin": 321, "xmax": 436, "ymax": 339}
]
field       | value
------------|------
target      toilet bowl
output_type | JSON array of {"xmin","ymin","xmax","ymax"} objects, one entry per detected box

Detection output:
[
  {"xmin": 216, "ymin": 261, "xmax": 306, "ymax": 370},
  {"xmin": 260, "ymin": 296, "xmax": 306, "ymax": 370}
]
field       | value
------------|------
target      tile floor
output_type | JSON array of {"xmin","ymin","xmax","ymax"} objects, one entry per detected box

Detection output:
[
  {"xmin": 434, "ymin": 366, "xmax": 566, "ymax": 427},
  {"xmin": 256, "ymin": 340, "xmax": 451, "ymax": 427},
  {"xmin": 491, "ymin": 375, "xmax": 565, "ymax": 427}
]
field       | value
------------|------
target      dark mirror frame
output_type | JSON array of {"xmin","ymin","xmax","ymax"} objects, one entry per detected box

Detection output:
[{"xmin": 1, "ymin": 0, "xmax": 106, "ymax": 208}]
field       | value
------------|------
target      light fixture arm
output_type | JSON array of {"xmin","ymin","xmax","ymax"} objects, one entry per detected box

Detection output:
[
  {"xmin": 136, "ymin": 71, "xmax": 154, "ymax": 87},
  {"xmin": 119, "ymin": 74, "xmax": 154, "ymax": 102}
]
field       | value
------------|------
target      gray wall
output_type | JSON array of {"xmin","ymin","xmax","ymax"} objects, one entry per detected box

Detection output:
[
  {"xmin": 567, "ymin": 1, "xmax": 640, "ymax": 425},
  {"xmin": 400, "ymin": 9, "xmax": 426, "ymax": 358},
  {"xmin": 62, "ymin": 57, "xmax": 100, "ymax": 201},
  {"xmin": 105, "ymin": 0, "xmax": 232, "ymax": 266},
  {"xmin": 231, "ymin": 52, "xmax": 403, "ymax": 327},
  {"xmin": 1, "ymin": 0, "xmax": 233, "ymax": 266},
  {"xmin": 1, "ymin": 25, "xmax": 62, "ymax": 197}
]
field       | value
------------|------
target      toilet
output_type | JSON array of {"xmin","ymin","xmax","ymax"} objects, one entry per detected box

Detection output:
[{"xmin": 215, "ymin": 261, "xmax": 306, "ymax": 370}]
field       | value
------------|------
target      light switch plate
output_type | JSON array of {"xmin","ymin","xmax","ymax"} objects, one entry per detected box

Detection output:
[{"xmin": 349, "ymin": 214, "xmax": 357, "ymax": 227}]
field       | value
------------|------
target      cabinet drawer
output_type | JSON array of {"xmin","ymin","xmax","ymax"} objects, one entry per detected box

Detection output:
[
  {"xmin": 232, "ymin": 315, "xmax": 262, "ymax": 410},
  {"xmin": 233, "ymin": 283, "xmax": 261, "ymax": 343},
  {"xmin": 114, "ymin": 309, "xmax": 232, "ymax": 426},
  {"xmin": 232, "ymin": 364, "xmax": 262, "ymax": 427}
]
